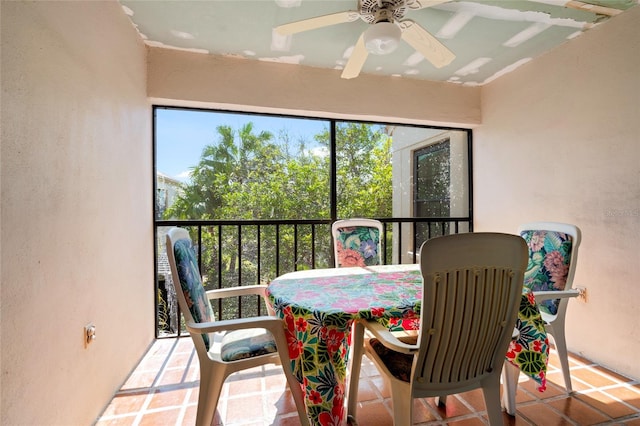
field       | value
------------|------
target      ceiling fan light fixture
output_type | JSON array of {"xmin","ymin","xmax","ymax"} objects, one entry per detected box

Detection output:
[{"xmin": 363, "ymin": 22, "xmax": 401, "ymax": 55}]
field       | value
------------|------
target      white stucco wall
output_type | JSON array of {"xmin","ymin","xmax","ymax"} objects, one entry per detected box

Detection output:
[
  {"xmin": 146, "ymin": 5, "xmax": 640, "ymax": 382},
  {"xmin": 147, "ymin": 47, "xmax": 482, "ymax": 128},
  {"xmin": 158, "ymin": 0, "xmax": 631, "ymax": 385},
  {"xmin": 2, "ymin": 2, "xmax": 637, "ymax": 424},
  {"xmin": 1, "ymin": 2, "xmax": 153, "ymax": 424},
  {"xmin": 474, "ymin": 7, "xmax": 640, "ymax": 379}
]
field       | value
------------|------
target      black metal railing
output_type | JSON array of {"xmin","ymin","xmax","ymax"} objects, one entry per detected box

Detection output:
[{"xmin": 154, "ymin": 217, "xmax": 472, "ymax": 337}]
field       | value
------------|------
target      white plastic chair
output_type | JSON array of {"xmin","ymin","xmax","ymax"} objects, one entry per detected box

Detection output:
[
  {"xmin": 502, "ymin": 221, "xmax": 581, "ymax": 415},
  {"xmin": 353, "ymin": 232, "xmax": 528, "ymax": 425},
  {"xmin": 332, "ymin": 218, "xmax": 384, "ymax": 267},
  {"xmin": 166, "ymin": 227, "xmax": 309, "ymax": 426}
]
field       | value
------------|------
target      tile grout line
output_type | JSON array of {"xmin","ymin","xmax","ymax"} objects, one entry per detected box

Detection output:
[
  {"xmin": 175, "ymin": 386, "xmax": 193, "ymax": 426},
  {"xmin": 135, "ymin": 339, "xmax": 182, "ymax": 426},
  {"xmin": 579, "ymin": 383, "xmax": 640, "ymax": 417},
  {"xmin": 98, "ymin": 340, "xmax": 640, "ymax": 425},
  {"xmin": 517, "ymin": 397, "xmax": 580, "ymax": 426}
]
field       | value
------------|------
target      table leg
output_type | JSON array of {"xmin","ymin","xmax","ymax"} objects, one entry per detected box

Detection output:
[
  {"xmin": 347, "ymin": 320, "xmax": 365, "ymax": 420},
  {"xmin": 502, "ymin": 360, "xmax": 520, "ymax": 416}
]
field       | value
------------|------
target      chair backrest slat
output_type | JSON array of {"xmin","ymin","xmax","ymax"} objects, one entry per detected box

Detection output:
[{"xmin": 413, "ymin": 233, "xmax": 527, "ymax": 393}]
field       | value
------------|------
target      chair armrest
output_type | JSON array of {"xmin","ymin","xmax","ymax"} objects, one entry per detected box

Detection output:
[
  {"xmin": 361, "ymin": 319, "xmax": 419, "ymax": 355},
  {"xmin": 206, "ymin": 285, "xmax": 268, "ymax": 300},
  {"xmin": 533, "ymin": 289, "xmax": 580, "ymax": 303},
  {"xmin": 186, "ymin": 316, "xmax": 284, "ymax": 335}
]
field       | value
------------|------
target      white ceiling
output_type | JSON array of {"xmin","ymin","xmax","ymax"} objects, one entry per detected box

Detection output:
[{"xmin": 119, "ymin": 0, "xmax": 637, "ymax": 86}]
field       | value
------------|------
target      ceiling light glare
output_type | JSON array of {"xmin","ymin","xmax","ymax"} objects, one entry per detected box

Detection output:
[
  {"xmin": 170, "ymin": 29, "xmax": 194, "ymax": 40},
  {"xmin": 455, "ymin": 57, "xmax": 492, "ymax": 76},
  {"xmin": 271, "ymin": 29, "xmax": 292, "ymax": 52},
  {"xmin": 437, "ymin": 11, "xmax": 475, "ymax": 39},
  {"xmin": 363, "ymin": 22, "xmax": 401, "ymax": 55},
  {"xmin": 121, "ymin": 5, "xmax": 134, "ymax": 16},
  {"xmin": 503, "ymin": 23, "xmax": 550, "ymax": 47},
  {"xmin": 275, "ymin": 0, "xmax": 301, "ymax": 7}
]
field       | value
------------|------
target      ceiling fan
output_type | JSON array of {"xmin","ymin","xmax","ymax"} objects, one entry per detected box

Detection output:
[{"xmin": 274, "ymin": 0, "xmax": 455, "ymax": 79}]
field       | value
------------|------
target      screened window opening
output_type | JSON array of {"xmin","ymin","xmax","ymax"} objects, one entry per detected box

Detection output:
[{"xmin": 153, "ymin": 106, "xmax": 472, "ymax": 335}]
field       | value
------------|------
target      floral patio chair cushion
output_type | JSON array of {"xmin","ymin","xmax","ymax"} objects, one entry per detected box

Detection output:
[
  {"xmin": 520, "ymin": 229, "xmax": 573, "ymax": 316},
  {"xmin": 173, "ymin": 238, "xmax": 215, "ymax": 350},
  {"xmin": 368, "ymin": 338, "xmax": 413, "ymax": 382},
  {"xmin": 335, "ymin": 226, "xmax": 382, "ymax": 267},
  {"xmin": 220, "ymin": 328, "xmax": 278, "ymax": 361}
]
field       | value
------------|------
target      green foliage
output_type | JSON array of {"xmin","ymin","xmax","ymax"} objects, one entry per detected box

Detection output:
[
  {"xmin": 166, "ymin": 121, "xmax": 392, "ymax": 221},
  {"xmin": 165, "ymin": 121, "xmax": 392, "ymax": 294},
  {"xmin": 315, "ymin": 122, "xmax": 392, "ymax": 218}
]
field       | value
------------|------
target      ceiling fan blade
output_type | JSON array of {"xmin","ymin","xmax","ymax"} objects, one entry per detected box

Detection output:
[
  {"xmin": 405, "ymin": 0, "xmax": 450, "ymax": 10},
  {"xmin": 341, "ymin": 34, "xmax": 369, "ymax": 79},
  {"xmin": 275, "ymin": 10, "xmax": 360, "ymax": 35},
  {"xmin": 400, "ymin": 20, "xmax": 455, "ymax": 68}
]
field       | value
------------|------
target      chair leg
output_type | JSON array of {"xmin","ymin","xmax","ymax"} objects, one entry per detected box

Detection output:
[
  {"xmin": 481, "ymin": 374, "xmax": 503, "ymax": 426},
  {"xmin": 547, "ymin": 323, "xmax": 572, "ymax": 393},
  {"xmin": 390, "ymin": 381, "xmax": 412, "ymax": 426},
  {"xmin": 502, "ymin": 361, "xmax": 520, "ymax": 416},
  {"xmin": 195, "ymin": 369, "xmax": 224, "ymax": 426},
  {"xmin": 276, "ymin": 346, "xmax": 311, "ymax": 426},
  {"xmin": 283, "ymin": 366, "xmax": 310, "ymax": 426},
  {"xmin": 347, "ymin": 321, "xmax": 365, "ymax": 419}
]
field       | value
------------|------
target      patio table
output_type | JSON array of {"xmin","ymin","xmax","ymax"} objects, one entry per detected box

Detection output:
[{"xmin": 267, "ymin": 264, "xmax": 548, "ymax": 426}]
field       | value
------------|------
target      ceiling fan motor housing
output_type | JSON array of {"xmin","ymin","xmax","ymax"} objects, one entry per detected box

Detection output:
[{"xmin": 359, "ymin": 0, "xmax": 407, "ymax": 23}]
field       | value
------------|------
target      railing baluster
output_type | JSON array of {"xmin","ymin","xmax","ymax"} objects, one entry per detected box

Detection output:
[
  {"xmin": 237, "ymin": 224, "xmax": 242, "ymax": 318},
  {"xmin": 397, "ymin": 222, "xmax": 402, "ymax": 264},
  {"xmin": 257, "ymin": 224, "xmax": 261, "ymax": 284},
  {"xmin": 257, "ymin": 224, "xmax": 262, "ymax": 316},
  {"xmin": 156, "ymin": 217, "xmax": 473, "ymax": 338},
  {"xmin": 294, "ymin": 224, "xmax": 298, "ymax": 271},
  {"xmin": 381, "ymin": 222, "xmax": 386, "ymax": 264},
  {"xmin": 412, "ymin": 221, "xmax": 417, "ymax": 263},
  {"xmin": 217, "ymin": 225, "xmax": 223, "ymax": 320},
  {"xmin": 275, "ymin": 224, "xmax": 280, "ymax": 277},
  {"xmin": 311, "ymin": 224, "xmax": 316, "ymax": 269}
]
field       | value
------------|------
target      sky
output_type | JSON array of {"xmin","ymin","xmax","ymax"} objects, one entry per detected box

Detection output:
[{"xmin": 155, "ymin": 108, "xmax": 329, "ymax": 182}]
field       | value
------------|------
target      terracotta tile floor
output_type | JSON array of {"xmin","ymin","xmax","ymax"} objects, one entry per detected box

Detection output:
[{"xmin": 97, "ymin": 337, "xmax": 640, "ymax": 425}]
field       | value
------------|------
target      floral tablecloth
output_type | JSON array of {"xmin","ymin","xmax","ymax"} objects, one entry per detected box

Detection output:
[
  {"xmin": 507, "ymin": 289, "xmax": 549, "ymax": 391},
  {"xmin": 267, "ymin": 264, "xmax": 548, "ymax": 426}
]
